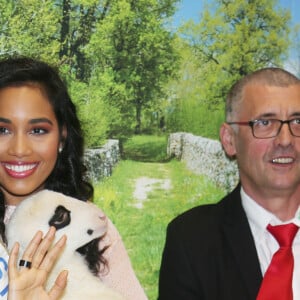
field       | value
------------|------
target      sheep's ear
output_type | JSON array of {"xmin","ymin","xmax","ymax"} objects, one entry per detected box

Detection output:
[{"xmin": 48, "ymin": 205, "xmax": 71, "ymax": 230}]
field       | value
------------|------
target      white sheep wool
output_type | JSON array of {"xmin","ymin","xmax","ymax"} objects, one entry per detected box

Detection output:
[{"xmin": 6, "ymin": 190, "xmax": 124, "ymax": 300}]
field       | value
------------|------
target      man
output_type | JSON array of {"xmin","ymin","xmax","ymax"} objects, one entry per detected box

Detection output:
[{"xmin": 158, "ymin": 67, "xmax": 300, "ymax": 299}]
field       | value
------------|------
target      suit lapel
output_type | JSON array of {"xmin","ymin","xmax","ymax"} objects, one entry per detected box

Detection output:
[{"xmin": 222, "ymin": 186, "xmax": 262, "ymax": 299}]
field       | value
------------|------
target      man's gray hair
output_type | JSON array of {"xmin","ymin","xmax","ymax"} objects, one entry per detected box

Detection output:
[{"xmin": 226, "ymin": 67, "xmax": 300, "ymax": 121}]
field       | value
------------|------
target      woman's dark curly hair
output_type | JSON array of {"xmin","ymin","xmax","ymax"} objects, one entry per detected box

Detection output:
[{"xmin": 0, "ymin": 57, "xmax": 94, "ymax": 242}]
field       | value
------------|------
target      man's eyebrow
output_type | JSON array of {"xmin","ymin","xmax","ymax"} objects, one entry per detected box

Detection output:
[
  {"xmin": 256, "ymin": 113, "xmax": 276, "ymax": 118},
  {"xmin": 256, "ymin": 112, "xmax": 300, "ymax": 118},
  {"xmin": 291, "ymin": 112, "xmax": 300, "ymax": 117},
  {"xmin": 29, "ymin": 118, "xmax": 53, "ymax": 125},
  {"xmin": 0, "ymin": 117, "xmax": 11, "ymax": 123}
]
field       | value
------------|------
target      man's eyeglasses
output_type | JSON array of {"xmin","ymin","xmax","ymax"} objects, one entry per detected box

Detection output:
[{"xmin": 227, "ymin": 119, "xmax": 300, "ymax": 139}]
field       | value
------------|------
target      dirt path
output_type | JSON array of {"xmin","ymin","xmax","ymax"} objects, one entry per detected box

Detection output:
[
  {"xmin": 133, "ymin": 163, "xmax": 172, "ymax": 208},
  {"xmin": 133, "ymin": 176, "xmax": 172, "ymax": 208}
]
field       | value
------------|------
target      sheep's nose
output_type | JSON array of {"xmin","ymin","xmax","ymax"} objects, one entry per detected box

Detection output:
[{"xmin": 98, "ymin": 215, "xmax": 106, "ymax": 221}]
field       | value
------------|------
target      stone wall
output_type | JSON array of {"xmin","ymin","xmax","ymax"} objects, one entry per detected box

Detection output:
[
  {"xmin": 84, "ymin": 139, "xmax": 120, "ymax": 182},
  {"xmin": 167, "ymin": 132, "xmax": 239, "ymax": 192}
]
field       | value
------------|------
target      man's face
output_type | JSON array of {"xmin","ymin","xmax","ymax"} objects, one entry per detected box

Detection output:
[{"xmin": 221, "ymin": 83, "xmax": 300, "ymax": 199}]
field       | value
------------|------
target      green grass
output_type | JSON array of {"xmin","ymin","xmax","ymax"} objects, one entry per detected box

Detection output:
[
  {"xmin": 93, "ymin": 135, "xmax": 225, "ymax": 299},
  {"xmin": 121, "ymin": 134, "xmax": 169, "ymax": 162}
]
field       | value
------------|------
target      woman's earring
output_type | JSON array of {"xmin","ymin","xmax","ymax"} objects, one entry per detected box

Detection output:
[{"xmin": 59, "ymin": 146, "xmax": 63, "ymax": 153}]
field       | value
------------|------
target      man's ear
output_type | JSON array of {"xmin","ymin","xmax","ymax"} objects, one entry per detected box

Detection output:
[{"xmin": 220, "ymin": 123, "xmax": 237, "ymax": 157}]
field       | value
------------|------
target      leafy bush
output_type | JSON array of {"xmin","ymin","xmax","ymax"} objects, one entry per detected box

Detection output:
[
  {"xmin": 122, "ymin": 134, "xmax": 169, "ymax": 162},
  {"xmin": 166, "ymin": 99, "xmax": 225, "ymax": 140},
  {"xmin": 68, "ymin": 78, "xmax": 109, "ymax": 148}
]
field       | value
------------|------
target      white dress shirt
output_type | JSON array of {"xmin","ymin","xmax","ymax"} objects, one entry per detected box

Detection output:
[{"xmin": 241, "ymin": 188, "xmax": 300, "ymax": 299}]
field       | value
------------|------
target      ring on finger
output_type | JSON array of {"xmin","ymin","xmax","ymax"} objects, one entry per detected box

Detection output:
[{"xmin": 19, "ymin": 259, "xmax": 32, "ymax": 269}]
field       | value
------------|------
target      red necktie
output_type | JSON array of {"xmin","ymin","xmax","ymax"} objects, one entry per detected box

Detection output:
[{"xmin": 256, "ymin": 223, "xmax": 299, "ymax": 300}]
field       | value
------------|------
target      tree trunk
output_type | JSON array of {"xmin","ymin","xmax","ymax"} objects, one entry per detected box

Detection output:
[
  {"xmin": 135, "ymin": 102, "xmax": 142, "ymax": 134},
  {"xmin": 59, "ymin": 0, "xmax": 71, "ymax": 59}
]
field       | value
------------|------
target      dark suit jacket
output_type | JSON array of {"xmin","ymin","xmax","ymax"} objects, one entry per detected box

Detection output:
[{"xmin": 158, "ymin": 185, "xmax": 263, "ymax": 300}]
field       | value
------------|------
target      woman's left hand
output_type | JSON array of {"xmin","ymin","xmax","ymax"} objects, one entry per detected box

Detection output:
[{"xmin": 8, "ymin": 227, "xmax": 68, "ymax": 300}]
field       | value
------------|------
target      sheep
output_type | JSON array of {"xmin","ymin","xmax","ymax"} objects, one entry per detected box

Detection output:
[{"xmin": 6, "ymin": 190, "xmax": 124, "ymax": 300}]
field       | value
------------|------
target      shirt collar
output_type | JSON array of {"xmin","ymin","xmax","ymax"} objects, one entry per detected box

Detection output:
[
  {"xmin": 241, "ymin": 187, "xmax": 300, "ymax": 229},
  {"xmin": 241, "ymin": 188, "xmax": 274, "ymax": 232}
]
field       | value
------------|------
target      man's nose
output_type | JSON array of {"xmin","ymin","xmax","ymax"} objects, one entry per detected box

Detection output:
[{"xmin": 275, "ymin": 122, "xmax": 294, "ymax": 146}]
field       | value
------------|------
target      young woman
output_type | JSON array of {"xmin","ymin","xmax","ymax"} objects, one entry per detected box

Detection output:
[{"xmin": 0, "ymin": 57, "xmax": 147, "ymax": 300}]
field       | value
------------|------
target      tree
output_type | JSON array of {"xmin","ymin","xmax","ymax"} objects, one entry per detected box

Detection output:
[
  {"xmin": 59, "ymin": 0, "xmax": 111, "ymax": 81},
  {"xmin": 165, "ymin": 37, "xmax": 224, "ymax": 139},
  {"xmin": 86, "ymin": 0, "xmax": 179, "ymax": 135},
  {"xmin": 180, "ymin": 0, "xmax": 291, "ymax": 108},
  {"xmin": 0, "ymin": 0, "xmax": 60, "ymax": 63}
]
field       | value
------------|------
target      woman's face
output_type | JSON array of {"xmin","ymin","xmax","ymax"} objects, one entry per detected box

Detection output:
[{"xmin": 0, "ymin": 85, "xmax": 63, "ymax": 205}]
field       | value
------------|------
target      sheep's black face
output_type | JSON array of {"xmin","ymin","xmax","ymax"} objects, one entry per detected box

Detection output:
[{"xmin": 48, "ymin": 205, "xmax": 71, "ymax": 229}]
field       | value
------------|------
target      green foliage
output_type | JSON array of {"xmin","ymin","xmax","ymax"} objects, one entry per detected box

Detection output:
[
  {"xmin": 68, "ymin": 79, "xmax": 109, "ymax": 147},
  {"xmin": 122, "ymin": 134, "xmax": 169, "ymax": 162},
  {"xmin": 167, "ymin": 100, "xmax": 224, "ymax": 139},
  {"xmin": 93, "ymin": 135, "xmax": 226, "ymax": 299},
  {"xmin": 182, "ymin": 0, "xmax": 291, "ymax": 105},
  {"xmin": 86, "ymin": 0, "xmax": 180, "ymax": 134},
  {"xmin": 166, "ymin": 0, "xmax": 291, "ymax": 139},
  {"xmin": 0, "ymin": 0, "xmax": 60, "ymax": 62},
  {"xmin": 90, "ymin": 67, "xmax": 137, "ymax": 139}
]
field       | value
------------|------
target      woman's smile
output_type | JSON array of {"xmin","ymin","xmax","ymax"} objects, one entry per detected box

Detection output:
[{"xmin": 1, "ymin": 162, "xmax": 39, "ymax": 178}]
